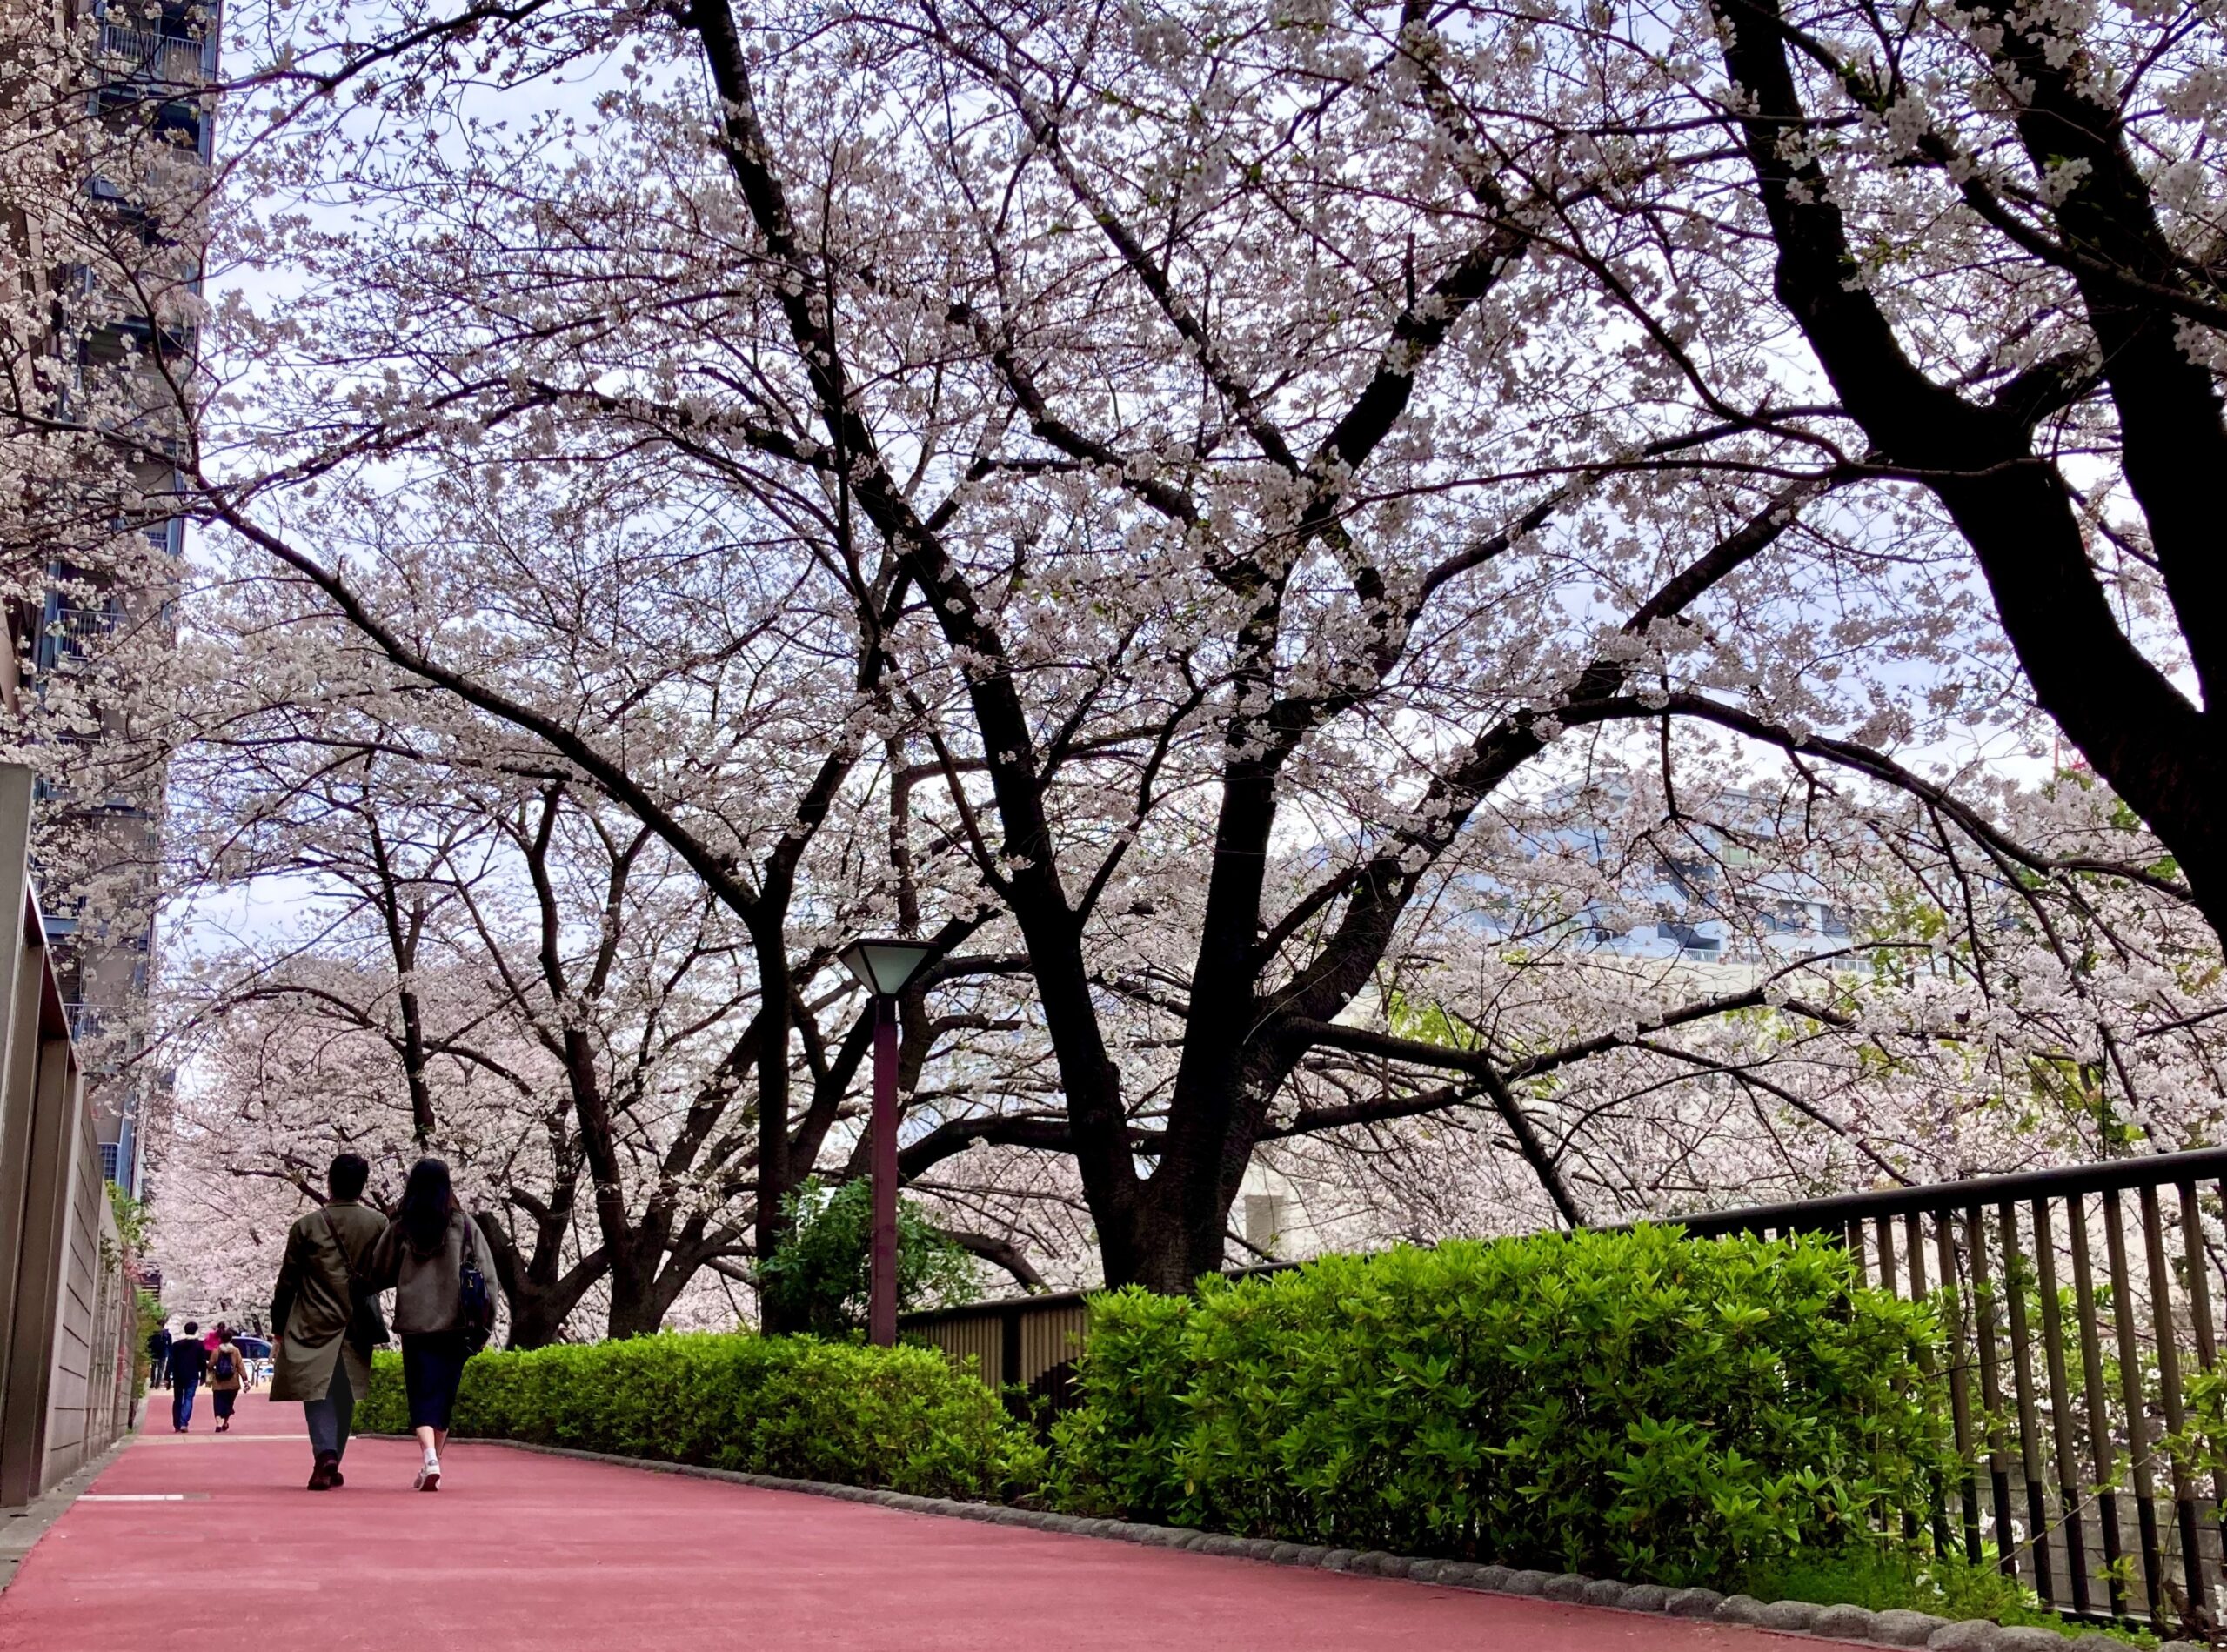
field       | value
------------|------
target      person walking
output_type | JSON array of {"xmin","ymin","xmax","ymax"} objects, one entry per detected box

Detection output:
[
  {"xmin": 168, "ymin": 1321, "xmax": 207, "ymax": 1432},
  {"xmin": 369, "ymin": 1158, "xmax": 497, "ymax": 1493},
  {"xmin": 207, "ymin": 1326, "xmax": 247, "ymax": 1433},
  {"xmin": 146, "ymin": 1323, "xmax": 171, "ymax": 1392},
  {"xmin": 269, "ymin": 1153, "xmax": 385, "ymax": 1491}
]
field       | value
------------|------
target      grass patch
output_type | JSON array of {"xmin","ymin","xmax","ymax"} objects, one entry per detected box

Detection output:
[{"xmin": 1741, "ymin": 1545, "xmax": 2154, "ymax": 1646}]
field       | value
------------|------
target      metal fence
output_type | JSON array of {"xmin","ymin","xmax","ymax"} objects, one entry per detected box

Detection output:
[
  {"xmin": 905, "ymin": 1147, "xmax": 2227, "ymax": 1632},
  {"xmin": 903, "ymin": 1293, "xmax": 1094, "ymax": 1406},
  {"xmin": 1689, "ymin": 1149, "xmax": 2227, "ymax": 1632}
]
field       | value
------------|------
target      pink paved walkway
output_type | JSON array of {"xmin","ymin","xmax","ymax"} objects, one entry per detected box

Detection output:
[{"xmin": 1, "ymin": 1392, "xmax": 1846, "ymax": 1651}]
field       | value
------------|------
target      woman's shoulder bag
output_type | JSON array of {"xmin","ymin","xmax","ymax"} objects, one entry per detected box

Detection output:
[{"xmin": 457, "ymin": 1214, "xmax": 497, "ymax": 1354}]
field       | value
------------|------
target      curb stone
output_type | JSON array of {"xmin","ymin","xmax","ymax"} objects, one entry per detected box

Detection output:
[
  {"xmin": 1873, "ymin": 1611, "xmax": 1952, "ymax": 1647},
  {"xmin": 1816, "ymin": 1606, "xmax": 1882, "ymax": 1642},
  {"xmin": 450, "ymin": 1437, "xmax": 2153, "ymax": 1650},
  {"xmin": 1926, "ymin": 1621, "xmax": 2001, "ymax": 1650},
  {"xmin": 1759, "ymin": 1601, "xmax": 1825, "ymax": 1633},
  {"xmin": 1716, "ymin": 1595, "xmax": 1772, "ymax": 1626}
]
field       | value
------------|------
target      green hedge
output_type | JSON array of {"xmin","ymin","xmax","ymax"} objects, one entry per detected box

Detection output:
[
  {"xmin": 350, "ymin": 1228, "xmax": 1948, "ymax": 1593},
  {"xmin": 1049, "ymin": 1227, "xmax": 1950, "ymax": 1588},
  {"xmin": 356, "ymin": 1332, "xmax": 1043, "ymax": 1499}
]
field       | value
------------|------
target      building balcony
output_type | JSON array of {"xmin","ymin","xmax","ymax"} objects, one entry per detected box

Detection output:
[
  {"xmin": 37, "ymin": 605, "xmax": 122, "ymax": 674},
  {"xmin": 97, "ymin": 23, "xmax": 217, "ymax": 88}
]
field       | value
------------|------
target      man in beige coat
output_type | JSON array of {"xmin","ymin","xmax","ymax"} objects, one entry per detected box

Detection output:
[{"xmin": 268, "ymin": 1154, "xmax": 385, "ymax": 1490}]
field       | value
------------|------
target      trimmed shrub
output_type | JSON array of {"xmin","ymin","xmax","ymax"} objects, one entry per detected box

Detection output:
[
  {"xmin": 1050, "ymin": 1226, "xmax": 1949, "ymax": 1588},
  {"xmin": 356, "ymin": 1331, "xmax": 1043, "ymax": 1499}
]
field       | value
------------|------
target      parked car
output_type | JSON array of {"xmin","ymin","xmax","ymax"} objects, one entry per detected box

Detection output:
[{"xmin": 228, "ymin": 1335, "xmax": 273, "ymax": 1386}]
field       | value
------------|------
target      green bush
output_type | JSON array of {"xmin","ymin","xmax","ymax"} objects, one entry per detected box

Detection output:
[
  {"xmin": 356, "ymin": 1331, "xmax": 1043, "ymax": 1499},
  {"xmin": 354, "ymin": 1228, "xmax": 1952, "ymax": 1595},
  {"xmin": 1051, "ymin": 1226, "xmax": 1950, "ymax": 1588}
]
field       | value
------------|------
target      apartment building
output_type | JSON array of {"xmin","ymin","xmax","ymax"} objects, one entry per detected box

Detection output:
[{"xmin": 1, "ymin": 0, "xmax": 216, "ymax": 1194}]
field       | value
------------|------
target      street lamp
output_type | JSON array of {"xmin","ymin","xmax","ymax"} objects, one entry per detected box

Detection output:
[{"xmin": 836, "ymin": 935, "xmax": 936, "ymax": 1347}]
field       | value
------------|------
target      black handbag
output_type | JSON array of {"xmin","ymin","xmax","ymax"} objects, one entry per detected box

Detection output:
[{"xmin": 458, "ymin": 1244, "xmax": 496, "ymax": 1355}]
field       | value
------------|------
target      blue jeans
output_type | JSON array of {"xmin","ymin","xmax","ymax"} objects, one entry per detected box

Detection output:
[
  {"xmin": 171, "ymin": 1372, "xmax": 199, "ymax": 1430},
  {"xmin": 303, "ymin": 1354, "xmax": 355, "ymax": 1461}
]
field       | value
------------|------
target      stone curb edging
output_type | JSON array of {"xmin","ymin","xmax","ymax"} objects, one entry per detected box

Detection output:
[{"xmin": 419, "ymin": 1438, "xmax": 2186, "ymax": 1652}]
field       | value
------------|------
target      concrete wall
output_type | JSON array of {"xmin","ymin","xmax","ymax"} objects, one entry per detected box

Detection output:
[{"xmin": 0, "ymin": 766, "xmax": 137, "ymax": 1506}]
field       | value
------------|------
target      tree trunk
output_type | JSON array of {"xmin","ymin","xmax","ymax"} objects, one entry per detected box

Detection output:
[
  {"xmin": 603, "ymin": 1241, "xmax": 666, "ymax": 1341},
  {"xmin": 1117, "ymin": 1177, "xmax": 1242, "ymax": 1296},
  {"xmin": 478, "ymin": 1214, "xmax": 605, "ymax": 1349}
]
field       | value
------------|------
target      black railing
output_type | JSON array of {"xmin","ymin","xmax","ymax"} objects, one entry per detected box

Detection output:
[{"xmin": 1690, "ymin": 1148, "xmax": 2227, "ymax": 1632}]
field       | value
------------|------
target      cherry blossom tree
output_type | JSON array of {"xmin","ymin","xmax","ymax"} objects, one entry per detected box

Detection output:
[{"xmin": 17, "ymin": 0, "xmax": 2227, "ymax": 1302}]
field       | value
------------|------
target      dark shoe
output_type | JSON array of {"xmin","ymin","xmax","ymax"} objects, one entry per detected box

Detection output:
[
  {"xmin": 307, "ymin": 1453, "xmax": 339, "ymax": 1491},
  {"xmin": 329, "ymin": 1464, "xmax": 344, "ymax": 1488}
]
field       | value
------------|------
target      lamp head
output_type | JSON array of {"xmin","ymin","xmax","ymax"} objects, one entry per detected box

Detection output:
[{"xmin": 837, "ymin": 936, "xmax": 936, "ymax": 997}]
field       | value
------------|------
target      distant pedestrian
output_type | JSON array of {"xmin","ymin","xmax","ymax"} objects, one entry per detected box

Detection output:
[
  {"xmin": 370, "ymin": 1158, "xmax": 498, "ymax": 1493},
  {"xmin": 146, "ymin": 1324, "xmax": 171, "ymax": 1391},
  {"xmin": 207, "ymin": 1326, "xmax": 247, "ymax": 1433},
  {"xmin": 168, "ymin": 1321, "xmax": 208, "ymax": 1432},
  {"xmin": 270, "ymin": 1153, "xmax": 385, "ymax": 1491}
]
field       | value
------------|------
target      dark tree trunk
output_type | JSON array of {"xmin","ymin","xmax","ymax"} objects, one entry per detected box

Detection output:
[
  {"xmin": 1120, "ymin": 1187, "xmax": 1238, "ymax": 1297},
  {"xmin": 478, "ymin": 1211, "xmax": 605, "ymax": 1350}
]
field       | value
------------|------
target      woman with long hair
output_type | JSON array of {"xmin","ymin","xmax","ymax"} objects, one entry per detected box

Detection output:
[{"xmin": 370, "ymin": 1157, "xmax": 498, "ymax": 1490}]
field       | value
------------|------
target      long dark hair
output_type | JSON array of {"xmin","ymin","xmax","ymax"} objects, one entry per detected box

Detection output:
[{"xmin": 398, "ymin": 1157, "xmax": 456, "ymax": 1257}]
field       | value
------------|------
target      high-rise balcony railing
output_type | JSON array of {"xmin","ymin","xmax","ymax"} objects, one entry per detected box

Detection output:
[
  {"xmin": 40, "ymin": 605, "xmax": 122, "ymax": 674},
  {"xmin": 97, "ymin": 23, "xmax": 217, "ymax": 86}
]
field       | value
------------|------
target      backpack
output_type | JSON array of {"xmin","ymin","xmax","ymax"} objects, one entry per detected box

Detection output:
[{"xmin": 213, "ymin": 1348, "xmax": 236, "ymax": 1381}]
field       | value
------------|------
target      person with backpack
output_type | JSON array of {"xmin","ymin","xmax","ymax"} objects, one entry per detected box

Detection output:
[
  {"xmin": 167, "ymin": 1321, "xmax": 208, "ymax": 1432},
  {"xmin": 207, "ymin": 1326, "xmax": 247, "ymax": 1432},
  {"xmin": 369, "ymin": 1157, "xmax": 498, "ymax": 1492},
  {"xmin": 269, "ymin": 1153, "xmax": 387, "ymax": 1490}
]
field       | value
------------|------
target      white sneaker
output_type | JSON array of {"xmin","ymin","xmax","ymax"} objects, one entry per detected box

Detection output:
[{"xmin": 414, "ymin": 1455, "xmax": 441, "ymax": 1492}]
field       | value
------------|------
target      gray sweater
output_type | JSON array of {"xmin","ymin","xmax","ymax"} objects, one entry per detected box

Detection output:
[{"xmin": 370, "ymin": 1207, "xmax": 498, "ymax": 1335}]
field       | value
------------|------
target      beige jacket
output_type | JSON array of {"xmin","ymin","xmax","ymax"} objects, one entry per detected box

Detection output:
[{"xmin": 207, "ymin": 1339, "xmax": 250, "ymax": 1391}]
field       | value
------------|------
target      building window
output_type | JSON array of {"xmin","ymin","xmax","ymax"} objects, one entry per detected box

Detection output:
[
  {"xmin": 100, "ymin": 1141, "xmax": 121, "ymax": 1183},
  {"xmin": 1244, "ymin": 1194, "xmax": 1292, "ymax": 1258}
]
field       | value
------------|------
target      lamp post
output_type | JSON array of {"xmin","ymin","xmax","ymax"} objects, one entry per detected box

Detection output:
[{"xmin": 836, "ymin": 936, "xmax": 936, "ymax": 1347}]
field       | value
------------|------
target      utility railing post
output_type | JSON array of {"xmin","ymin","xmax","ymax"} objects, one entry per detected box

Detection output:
[
  {"xmin": 2104, "ymin": 1189, "xmax": 2167, "ymax": 1623},
  {"xmin": 2001, "ymin": 1202, "xmax": 2056, "ymax": 1603},
  {"xmin": 2034, "ymin": 1195, "xmax": 2093, "ymax": 1617},
  {"xmin": 2140, "ymin": 1183, "xmax": 2207, "ymax": 1627}
]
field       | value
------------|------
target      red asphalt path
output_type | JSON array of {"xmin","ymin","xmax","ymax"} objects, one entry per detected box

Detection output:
[{"xmin": 2, "ymin": 1391, "xmax": 1853, "ymax": 1652}]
